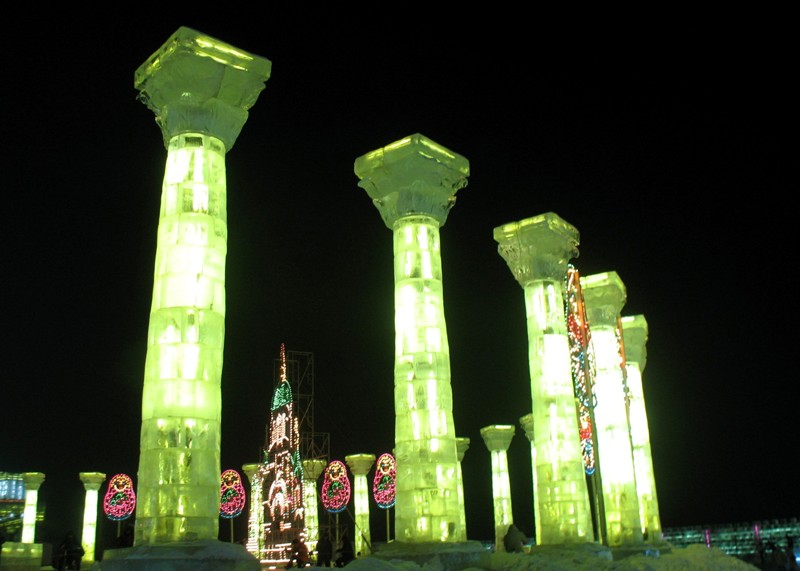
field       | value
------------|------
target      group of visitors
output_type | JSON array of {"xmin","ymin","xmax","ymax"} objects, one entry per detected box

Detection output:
[{"xmin": 287, "ymin": 528, "xmax": 355, "ymax": 568}]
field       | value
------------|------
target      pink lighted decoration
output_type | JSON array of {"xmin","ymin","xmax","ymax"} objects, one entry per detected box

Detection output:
[
  {"xmin": 372, "ymin": 453, "xmax": 396, "ymax": 509},
  {"xmin": 220, "ymin": 469, "xmax": 246, "ymax": 519},
  {"xmin": 103, "ymin": 473, "xmax": 136, "ymax": 521},
  {"xmin": 321, "ymin": 460, "xmax": 351, "ymax": 513}
]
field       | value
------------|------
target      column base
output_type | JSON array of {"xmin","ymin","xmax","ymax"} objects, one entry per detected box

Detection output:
[{"xmin": 94, "ymin": 540, "xmax": 260, "ymax": 571}]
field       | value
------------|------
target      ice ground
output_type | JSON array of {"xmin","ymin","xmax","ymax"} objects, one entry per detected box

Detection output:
[{"xmin": 343, "ymin": 542, "xmax": 761, "ymax": 570}]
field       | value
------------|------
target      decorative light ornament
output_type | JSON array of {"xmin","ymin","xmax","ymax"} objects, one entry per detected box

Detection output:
[
  {"xmin": 321, "ymin": 460, "xmax": 351, "ymax": 513},
  {"xmin": 103, "ymin": 473, "xmax": 136, "ymax": 521},
  {"xmin": 372, "ymin": 453, "xmax": 396, "ymax": 509},
  {"xmin": 220, "ymin": 469, "xmax": 246, "ymax": 519}
]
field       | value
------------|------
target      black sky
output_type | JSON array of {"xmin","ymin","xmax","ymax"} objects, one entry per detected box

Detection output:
[{"xmin": 1, "ymin": 13, "xmax": 793, "ymax": 553}]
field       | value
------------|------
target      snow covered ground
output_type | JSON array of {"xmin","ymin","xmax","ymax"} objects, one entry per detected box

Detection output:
[{"xmin": 343, "ymin": 541, "xmax": 761, "ymax": 570}]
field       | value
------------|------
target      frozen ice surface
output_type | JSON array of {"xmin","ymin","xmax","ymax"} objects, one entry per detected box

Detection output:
[{"xmin": 345, "ymin": 542, "xmax": 759, "ymax": 570}]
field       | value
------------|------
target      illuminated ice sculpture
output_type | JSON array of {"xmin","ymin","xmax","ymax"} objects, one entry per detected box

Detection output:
[
  {"xmin": 455, "ymin": 437, "xmax": 470, "ymax": 538},
  {"xmin": 494, "ymin": 213, "xmax": 593, "ymax": 545},
  {"xmin": 479, "ymin": 425, "xmax": 515, "ymax": 553},
  {"xmin": 20, "ymin": 472, "xmax": 44, "ymax": 544},
  {"xmin": 355, "ymin": 133, "xmax": 469, "ymax": 543},
  {"xmin": 346, "ymin": 454, "xmax": 376, "ymax": 557},
  {"xmin": 79, "ymin": 472, "xmax": 106, "ymax": 566},
  {"xmin": 302, "ymin": 459, "xmax": 327, "ymax": 548},
  {"xmin": 242, "ymin": 463, "xmax": 264, "ymax": 559},
  {"xmin": 97, "ymin": 27, "xmax": 270, "ymax": 571},
  {"xmin": 581, "ymin": 271, "xmax": 642, "ymax": 546},
  {"xmin": 621, "ymin": 314, "xmax": 662, "ymax": 542}
]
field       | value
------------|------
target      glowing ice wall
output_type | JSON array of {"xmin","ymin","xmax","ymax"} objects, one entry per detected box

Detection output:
[
  {"xmin": 133, "ymin": 27, "xmax": 270, "ymax": 544},
  {"xmin": 79, "ymin": 472, "xmax": 105, "ymax": 565},
  {"xmin": 480, "ymin": 425, "xmax": 515, "ymax": 552},
  {"xmin": 355, "ymin": 134, "xmax": 469, "ymax": 542},
  {"xmin": 581, "ymin": 272, "xmax": 642, "ymax": 546},
  {"xmin": 494, "ymin": 213, "xmax": 592, "ymax": 545},
  {"xmin": 20, "ymin": 472, "xmax": 44, "ymax": 544},
  {"xmin": 346, "ymin": 454, "xmax": 376, "ymax": 557},
  {"xmin": 621, "ymin": 314, "xmax": 662, "ymax": 541},
  {"xmin": 301, "ymin": 459, "xmax": 327, "ymax": 547}
]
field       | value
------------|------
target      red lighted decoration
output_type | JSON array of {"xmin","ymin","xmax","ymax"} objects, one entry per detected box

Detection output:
[
  {"xmin": 321, "ymin": 460, "xmax": 351, "ymax": 513},
  {"xmin": 220, "ymin": 469, "xmax": 246, "ymax": 519},
  {"xmin": 372, "ymin": 453, "xmax": 396, "ymax": 509},
  {"xmin": 103, "ymin": 473, "xmax": 136, "ymax": 521}
]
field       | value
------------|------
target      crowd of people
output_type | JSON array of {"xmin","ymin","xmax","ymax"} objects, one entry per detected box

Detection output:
[{"xmin": 287, "ymin": 528, "xmax": 355, "ymax": 568}]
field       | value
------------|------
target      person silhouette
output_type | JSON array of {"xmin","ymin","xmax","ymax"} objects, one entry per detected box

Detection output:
[
  {"xmin": 335, "ymin": 529, "xmax": 354, "ymax": 567},
  {"xmin": 315, "ymin": 531, "xmax": 333, "ymax": 567}
]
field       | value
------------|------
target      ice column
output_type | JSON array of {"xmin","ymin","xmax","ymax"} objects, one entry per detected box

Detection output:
[
  {"xmin": 242, "ymin": 463, "xmax": 264, "ymax": 559},
  {"xmin": 302, "ymin": 459, "xmax": 328, "ymax": 547},
  {"xmin": 355, "ymin": 133, "xmax": 470, "ymax": 542},
  {"xmin": 132, "ymin": 27, "xmax": 271, "ymax": 545},
  {"xmin": 79, "ymin": 472, "xmax": 106, "ymax": 566},
  {"xmin": 494, "ymin": 213, "xmax": 592, "ymax": 545},
  {"xmin": 456, "ymin": 437, "xmax": 470, "ymax": 538},
  {"xmin": 518, "ymin": 414, "xmax": 542, "ymax": 545},
  {"xmin": 480, "ymin": 425, "xmax": 515, "ymax": 552},
  {"xmin": 581, "ymin": 272, "xmax": 642, "ymax": 546},
  {"xmin": 346, "ymin": 454, "xmax": 376, "ymax": 556},
  {"xmin": 20, "ymin": 472, "xmax": 44, "ymax": 543},
  {"xmin": 621, "ymin": 314, "xmax": 662, "ymax": 541}
]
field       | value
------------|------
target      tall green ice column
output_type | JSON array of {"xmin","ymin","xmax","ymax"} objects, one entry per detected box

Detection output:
[
  {"xmin": 355, "ymin": 133, "xmax": 469, "ymax": 543},
  {"xmin": 302, "ymin": 459, "xmax": 327, "ymax": 549},
  {"xmin": 494, "ymin": 213, "xmax": 593, "ymax": 545},
  {"xmin": 479, "ymin": 425, "xmax": 515, "ymax": 553},
  {"xmin": 518, "ymin": 414, "xmax": 542, "ymax": 545},
  {"xmin": 20, "ymin": 472, "xmax": 44, "ymax": 544},
  {"xmin": 346, "ymin": 454, "xmax": 376, "ymax": 557},
  {"xmin": 133, "ymin": 27, "xmax": 271, "ymax": 545},
  {"xmin": 580, "ymin": 272, "xmax": 642, "ymax": 547},
  {"xmin": 242, "ymin": 463, "xmax": 264, "ymax": 559},
  {"xmin": 79, "ymin": 472, "xmax": 106, "ymax": 567},
  {"xmin": 621, "ymin": 315, "xmax": 662, "ymax": 542}
]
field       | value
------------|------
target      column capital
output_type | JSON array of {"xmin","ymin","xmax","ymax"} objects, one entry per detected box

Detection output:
[
  {"xmin": 355, "ymin": 133, "xmax": 470, "ymax": 228},
  {"xmin": 345, "ymin": 454, "xmax": 376, "ymax": 476},
  {"xmin": 79, "ymin": 472, "xmax": 106, "ymax": 490},
  {"xmin": 22, "ymin": 472, "xmax": 45, "ymax": 490},
  {"xmin": 621, "ymin": 314, "xmax": 648, "ymax": 370},
  {"xmin": 518, "ymin": 414, "xmax": 534, "ymax": 443},
  {"xmin": 494, "ymin": 212, "xmax": 579, "ymax": 284},
  {"xmin": 456, "ymin": 437, "xmax": 470, "ymax": 461},
  {"xmin": 302, "ymin": 459, "xmax": 328, "ymax": 481},
  {"xmin": 135, "ymin": 26, "xmax": 272, "ymax": 152},
  {"xmin": 480, "ymin": 425, "xmax": 516, "ymax": 451},
  {"xmin": 581, "ymin": 271, "xmax": 627, "ymax": 325}
]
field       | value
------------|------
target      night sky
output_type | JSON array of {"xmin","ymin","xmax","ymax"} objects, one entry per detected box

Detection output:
[{"xmin": 2, "ymin": 14, "xmax": 792, "ymax": 555}]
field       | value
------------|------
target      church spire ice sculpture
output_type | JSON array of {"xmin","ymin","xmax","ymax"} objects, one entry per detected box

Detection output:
[{"xmin": 355, "ymin": 133, "xmax": 469, "ymax": 542}]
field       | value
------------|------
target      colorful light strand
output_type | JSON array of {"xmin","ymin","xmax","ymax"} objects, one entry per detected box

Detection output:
[
  {"xmin": 321, "ymin": 460, "xmax": 351, "ymax": 514},
  {"xmin": 220, "ymin": 469, "xmax": 246, "ymax": 519},
  {"xmin": 372, "ymin": 453, "xmax": 396, "ymax": 509},
  {"xmin": 102, "ymin": 473, "xmax": 136, "ymax": 522}
]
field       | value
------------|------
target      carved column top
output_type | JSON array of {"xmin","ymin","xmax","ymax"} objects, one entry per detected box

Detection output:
[
  {"xmin": 494, "ymin": 212, "xmax": 580, "ymax": 284},
  {"xmin": 355, "ymin": 133, "xmax": 470, "ymax": 228},
  {"xmin": 135, "ymin": 26, "xmax": 272, "ymax": 152},
  {"xmin": 79, "ymin": 472, "xmax": 106, "ymax": 489},
  {"xmin": 22, "ymin": 472, "xmax": 45, "ymax": 489},
  {"xmin": 480, "ymin": 424, "xmax": 516, "ymax": 451},
  {"xmin": 456, "ymin": 437, "xmax": 470, "ymax": 461},
  {"xmin": 621, "ymin": 314, "xmax": 648, "ymax": 370},
  {"xmin": 302, "ymin": 459, "xmax": 328, "ymax": 481},
  {"xmin": 345, "ymin": 454, "xmax": 377, "ymax": 475},
  {"xmin": 581, "ymin": 271, "xmax": 627, "ymax": 325},
  {"xmin": 519, "ymin": 414, "xmax": 534, "ymax": 442}
]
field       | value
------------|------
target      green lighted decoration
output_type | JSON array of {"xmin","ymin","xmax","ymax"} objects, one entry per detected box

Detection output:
[
  {"xmin": 103, "ymin": 474, "xmax": 136, "ymax": 522},
  {"xmin": 321, "ymin": 461, "xmax": 350, "ymax": 514},
  {"xmin": 372, "ymin": 453, "xmax": 396, "ymax": 509},
  {"xmin": 355, "ymin": 133, "xmax": 469, "ymax": 542},
  {"xmin": 220, "ymin": 469, "xmax": 246, "ymax": 519},
  {"xmin": 132, "ymin": 27, "xmax": 270, "ymax": 545}
]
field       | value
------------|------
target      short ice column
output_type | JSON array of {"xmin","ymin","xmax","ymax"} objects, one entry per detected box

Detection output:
[{"xmin": 480, "ymin": 425, "xmax": 515, "ymax": 553}]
